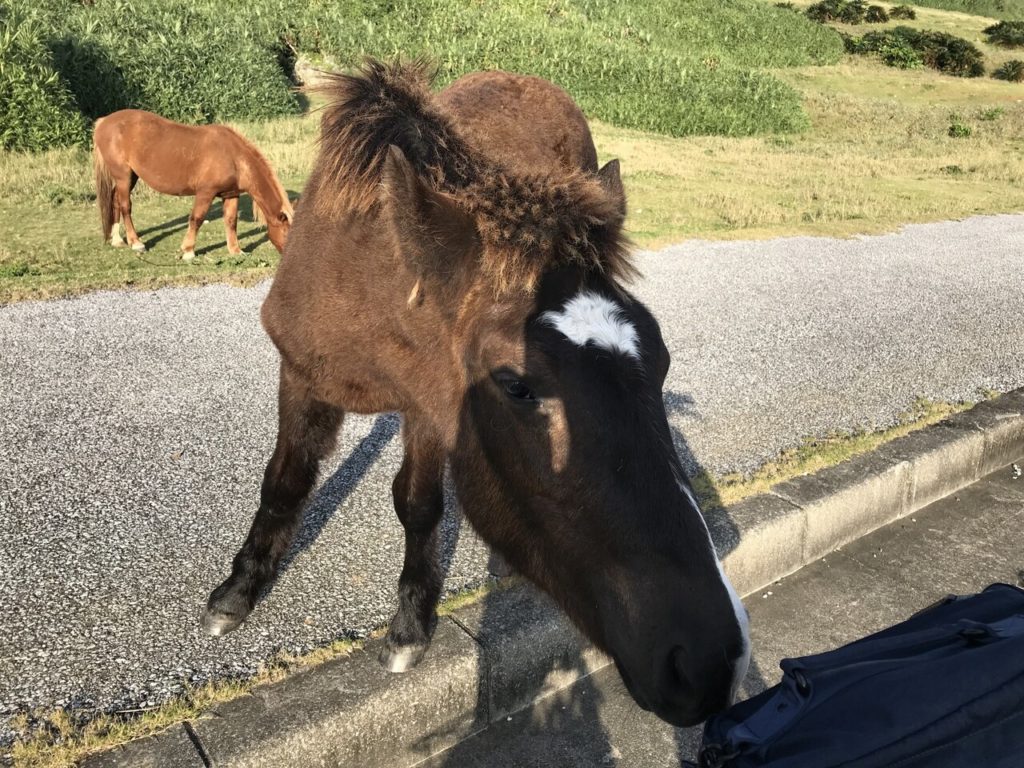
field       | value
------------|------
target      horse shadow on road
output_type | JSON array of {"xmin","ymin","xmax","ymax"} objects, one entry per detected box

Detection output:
[{"xmin": 250, "ymin": 411, "xmax": 467, "ymax": 622}]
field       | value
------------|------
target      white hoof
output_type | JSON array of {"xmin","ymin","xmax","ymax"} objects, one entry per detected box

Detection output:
[
  {"xmin": 182, "ymin": 250, "xmax": 196, "ymax": 261},
  {"xmin": 130, "ymin": 241, "xmax": 146, "ymax": 253},
  {"xmin": 110, "ymin": 234, "xmax": 125, "ymax": 247}
]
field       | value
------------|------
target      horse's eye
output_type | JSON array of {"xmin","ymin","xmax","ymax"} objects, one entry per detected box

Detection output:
[{"xmin": 503, "ymin": 379, "xmax": 536, "ymax": 401}]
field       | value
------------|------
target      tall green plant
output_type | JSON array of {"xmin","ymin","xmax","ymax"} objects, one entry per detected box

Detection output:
[{"xmin": 0, "ymin": 4, "xmax": 87, "ymax": 151}]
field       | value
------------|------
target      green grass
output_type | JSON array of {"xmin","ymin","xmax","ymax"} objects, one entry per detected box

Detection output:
[
  {"xmin": 782, "ymin": 0, "xmax": 1024, "ymax": 68},
  {"xmin": 1, "ymin": 0, "xmax": 844, "ymax": 153},
  {"xmin": 3, "ymin": 49, "xmax": 1024, "ymax": 302},
  {"xmin": 1, "ymin": 0, "xmax": 1022, "ymax": 300}
]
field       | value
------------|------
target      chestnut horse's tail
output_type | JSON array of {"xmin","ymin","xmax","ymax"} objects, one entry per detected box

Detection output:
[{"xmin": 93, "ymin": 130, "xmax": 116, "ymax": 242}]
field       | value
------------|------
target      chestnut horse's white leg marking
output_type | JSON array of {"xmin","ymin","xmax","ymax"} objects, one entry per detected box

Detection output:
[
  {"xmin": 540, "ymin": 291, "xmax": 640, "ymax": 359},
  {"xmin": 679, "ymin": 480, "xmax": 752, "ymax": 703},
  {"xmin": 110, "ymin": 227, "xmax": 125, "ymax": 247}
]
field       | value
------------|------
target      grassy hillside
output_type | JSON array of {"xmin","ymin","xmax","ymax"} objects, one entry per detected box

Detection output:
[
  {"xmin": 0, "ymin": 0, "xmax": 843, "ymax": 152},
  {"xmin": 0, "ymin": 0, "xmax": 1022, "ymax": 302},
  {"xmin": 797, "ymin": 0, "xmax": 1024, "ymax": 70}
]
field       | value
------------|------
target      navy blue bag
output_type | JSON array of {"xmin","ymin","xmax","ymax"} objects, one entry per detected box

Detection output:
[{"xmin": 694, "ymin": 583, "xmax": 1024, "ymax": 768}]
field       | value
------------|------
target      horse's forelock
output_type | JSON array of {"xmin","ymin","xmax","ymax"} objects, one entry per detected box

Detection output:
[{"xmin": 315, "ymin": 58, "xmax": 635, "ymax": 292}]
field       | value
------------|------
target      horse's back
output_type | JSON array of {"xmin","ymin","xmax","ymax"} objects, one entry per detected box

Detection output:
[
  {"xmin": 436, "ymin": 70, "xmax": 598, "ymax": 174},
  {"xmin": 93, "ymin": 110, "xmax": 240, "ymax": 195},
  {"xmin": 263, "ymin": 69, "xmax": 602, "ymax": 409}
]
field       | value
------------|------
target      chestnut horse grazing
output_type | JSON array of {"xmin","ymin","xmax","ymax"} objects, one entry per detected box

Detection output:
[
  {"xmin": 202, "ymin": 60, "xmax": 750, "ymax": 727},
  {"xmin": 93, "ymin": 110, "xmax": 293, "ymax": 259}
]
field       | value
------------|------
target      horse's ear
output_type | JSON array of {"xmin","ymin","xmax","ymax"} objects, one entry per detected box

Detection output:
[
  {"xmin": 597, "ymin": 159, "xmax": 626, "ymax": 219},
  {"xmin": 381, "ymin": 145, "xmax": 477, "ymax": 284}
]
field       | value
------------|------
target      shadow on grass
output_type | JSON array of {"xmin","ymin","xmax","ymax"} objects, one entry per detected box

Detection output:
[{"xmin": 135, "ymin": 193, "xmax": 298, "ymax": 256}]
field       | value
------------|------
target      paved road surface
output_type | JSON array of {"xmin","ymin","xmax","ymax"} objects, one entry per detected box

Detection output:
[
  {"xmin": 2, "ymin": 214, "xmax": 1023, "ymax": 742},
  {"xmin": 419, "ymin": 465, "xmax": 1024, "ymax": 767}
]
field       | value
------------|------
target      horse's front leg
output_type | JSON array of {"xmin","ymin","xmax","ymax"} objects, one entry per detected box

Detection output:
[
  {"xmin": 116, "ymin": 174, "xmax": 145, "ymax": 252},
  {"xmin": 181, "ymin": 191, "xmax": 215, "ymax": 260},
  {"xmin": 380, "ymin": 414, "xmax": 446, "ymax": 673},
  {"xmin": 222, "ymin": 195, "xmax": 242, "ymax": 255},
  {"xmin": 202, "ymin": 363, "xmax": 344, "ymax": 635}
]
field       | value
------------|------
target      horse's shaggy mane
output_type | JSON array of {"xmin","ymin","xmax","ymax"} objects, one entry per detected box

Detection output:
[{"xmin": 315, "ymin": 58, "xmax": 633, "ymax": 292}]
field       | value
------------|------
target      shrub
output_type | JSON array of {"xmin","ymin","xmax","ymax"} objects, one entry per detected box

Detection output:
[
  {"xmin": 807, "ymin": 0, "xmax": 881, "ymax": 24},
  {"xmin": 879, "ymin": 36, "xmax": 924, "ymax": 67},
  {"xmin": 921, "ymin": 32, "xmax": 986, "ymax": 76},
  {"xmin": 855, "ymin": 27, "xmax": 985, "ymax": 76},
  {"xmin": 983, "ymin": 21, "xmax": 1024, "ymax": 47},
  {"xmin": 0, "ymin": 4, "xmax": 88, "ymax": 151},
  {"xmin": 889, "ymin": 5, "xmax": 918, "ymax": 19},
  {"xmin": 53, "ymin": 3, "xmax": 302, "ymax": 123},
  {"xmin": 775, "ymin": 2, "xmax": 798, "ymax": 9},
  {"xmin": 2, "ymin": 0, "xmax": 847, "ymax": 146},
  {"xmin": 840, "ymin": 0, "xmax": 869, "ymax": 23},
  {"xmin": 807, "ymin": 0, "xmax": 850, "ymax": 22},
  {"xmin": 301, "ymin": 0, "xmax": 842, "ymax": 137},
  {"xmin": 993, "ymin": 59, "xmax": 1024, "ymax": 80},
  {"xmin": 948, "ymin": 114, "xmax": 972, "ymax": 137},
  {"xmin": 865, "ymin": 5, "xmax": 890, "ymax": 22},
  {"xmin": 842, "ymin": 32, "xmax": 864, "ymax": 52}
]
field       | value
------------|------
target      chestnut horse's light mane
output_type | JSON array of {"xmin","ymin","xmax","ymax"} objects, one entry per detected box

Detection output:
[
  {"xmin": 223, "ymin": 126, "xmax": 294, "ymax": 226},
  {"xmin": 315, "ymin": 58, "xmax": 633, "ymax": 292}
]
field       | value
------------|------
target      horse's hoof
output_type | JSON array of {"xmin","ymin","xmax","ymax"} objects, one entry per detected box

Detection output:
[
  {"xmin": 200, "ymin": 607, "xmax": 246, "ymax": 637},
  {"xmin": 131, "ymin": 241, "xmax": 146, "ymax": 253},
  {"xmin": 110, "ymin": 235, "xmax": 125, "ymax": 247},
  {"xmin": 201, "ymin": 588, "xmax": 252, "ymax": 636},
  {"xmin": 182, "ymin": 250, "xmax": 196, "ymax": 261},
  {"xmin": 379, "ymin": 641, "xmax": 428, "ymax": 673}
]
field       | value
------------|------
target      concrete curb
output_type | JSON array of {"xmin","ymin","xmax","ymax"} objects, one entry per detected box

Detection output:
[{"xmin": 83, "ymin": 390, "xmax": 1024, "ymax": 768}]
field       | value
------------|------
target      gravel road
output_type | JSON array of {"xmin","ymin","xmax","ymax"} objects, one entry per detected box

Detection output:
[{"xmin": 2, "ymin": 214, "xmax": 1022, "ymax": 744}]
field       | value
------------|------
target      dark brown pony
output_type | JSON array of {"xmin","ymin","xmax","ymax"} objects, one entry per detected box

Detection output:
[
  {"xmin": 93, "ymin": 110, "xmax": 294, "ymax": 259},
  {"xmin": 202, "ymin": 60, "xmax": 750, "ymax": 727}
]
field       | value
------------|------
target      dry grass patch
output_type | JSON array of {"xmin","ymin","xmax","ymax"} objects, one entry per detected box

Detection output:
[
  {"xmin": 2, "ymin": 46, "xmax": 1023, "ymax": 300},
  {"xmin": 692, "ymin": 397, "xmax": 979, "ymax": 509}
]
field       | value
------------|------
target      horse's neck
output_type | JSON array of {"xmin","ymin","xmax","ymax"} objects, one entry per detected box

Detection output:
[{"xmin": 240, "ymin": 150, "xmax": 283, "ymax": 218}]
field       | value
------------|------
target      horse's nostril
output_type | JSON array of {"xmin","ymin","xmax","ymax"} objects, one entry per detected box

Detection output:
[{"xmin": 664, "ymin": 645, "xmax": 732, "ymax": 726}]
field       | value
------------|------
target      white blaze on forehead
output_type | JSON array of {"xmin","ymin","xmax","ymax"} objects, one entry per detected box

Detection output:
[
  {"xmin": 679, "ymin": 477, "xmax": 752, "ymax": 703},
  {"xmin": 540, "ymin": 291, "xmax": 640, "ymax": 360}
]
